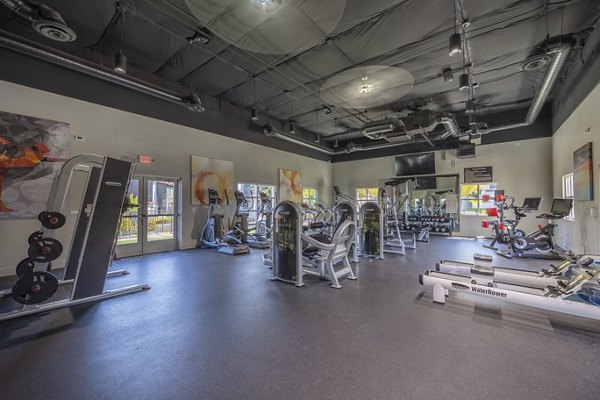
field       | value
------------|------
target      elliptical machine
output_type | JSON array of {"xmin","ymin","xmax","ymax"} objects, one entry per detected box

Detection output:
[
  {"xmin": 249, "ymin": 191, "xmax": 273, "ymax": 249},
  {"xmin": 224, "ymin": 190, "xmax": 251, "ymax": 244},
  {"xmin": 201, "ymin": 189, "xmax": 226, "ymax": 248}
]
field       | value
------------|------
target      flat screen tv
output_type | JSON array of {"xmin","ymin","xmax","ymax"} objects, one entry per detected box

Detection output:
[{"xmin": 395, "ymin": 152, "xmax": 435, "ymax": 176}]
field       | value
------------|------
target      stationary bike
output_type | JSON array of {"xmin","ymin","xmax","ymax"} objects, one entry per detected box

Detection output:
[
  {"xmin": 503, "ymin": 198, "xmax": 568, "ymax": 260},
  {"xmin": 483, "ymin": 196, "xmax": 525, "ymax": 250},
  {"xmin": 510, "ymin": 223, "xmax": 555, "ymax": 253}
]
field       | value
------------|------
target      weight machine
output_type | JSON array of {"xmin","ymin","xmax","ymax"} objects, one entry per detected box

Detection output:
[
  {"xmin": 270, "ymin": 201, "xmax": 357, "ymax": 288},
  {"xmin": 358, "ymin": 202, "xmax": 384, "ymax": 259},
  {"xmin": 333, "ymin": 200, "xmax": 359, "ymax": 263},
  {"xmin": 379, "ymin": 185, "xmax": 416, "ymax": 255},
  {"xmin": 0, "ymin": 155, "xmax": 150, "ymax": 321}
]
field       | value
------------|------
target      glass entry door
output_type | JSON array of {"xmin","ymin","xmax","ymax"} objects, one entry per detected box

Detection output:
[{"xmin": 117, "ymin": 176, "xmax": 178, "ymax": 257}]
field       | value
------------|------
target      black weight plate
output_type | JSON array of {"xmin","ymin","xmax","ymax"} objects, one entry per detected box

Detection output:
[
  {"xmin": 28, "ymin": 231, "xmax": 44, "ymax": 246},
  {"xmin": 38, "ymin": 211, "xmax": 66, "ymax": 230},
  {"xmin": 11, "ymin": 271, "xmax": 59, "ymax": 305},
  {"xmin": 16, "ymin": 258, "xmax": 35, "ymax": 277},
  {"xmin": 28, "ymin": 238, "xmax": 63, "ymax": 262},
  {"xmin": 15, "ymin": 258, "xmax": 52, "ymax": 277}
]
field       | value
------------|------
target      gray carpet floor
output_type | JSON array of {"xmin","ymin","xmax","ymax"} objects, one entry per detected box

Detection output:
[{"xmin": 1, "ymin": 236, "xmax": 599, "ymax": 400}]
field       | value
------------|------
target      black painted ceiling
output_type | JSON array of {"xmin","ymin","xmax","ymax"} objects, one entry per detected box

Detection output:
[{"xmin": 1, "ymin": 0, "xmax": 599, "ymax": 144}]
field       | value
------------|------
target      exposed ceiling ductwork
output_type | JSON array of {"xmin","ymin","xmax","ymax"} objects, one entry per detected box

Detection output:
[
  {"xmin": 360, "ymin": 110, "xmax": 460, "ymax": 144},
  {"xmin": 0, "ymin": 30, "xmax": 203, "ymax": 112},
  {"xmin": 482, "ymin": 34, "xmax": 576, "ymax": 134},
  {"xmin": 0, "ymin": 22, "xmax": 580, "ymax": 158},
  {"xmin": 0, "ymin": 0, "xmax": 77, "ymax": 42}
]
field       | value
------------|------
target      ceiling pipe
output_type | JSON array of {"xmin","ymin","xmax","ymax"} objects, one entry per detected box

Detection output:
[
  {"xmin": 482, "ymin": 34, "xmax": 575, "ymax": 134},
  {"xmin": 262, "ymin": 125, "xmax": 334, "ymax": 155},
  {"xmin": 0, "ymin": 0, "xmax": 77, "ymax": 42},
  {"xmin": 0, "ymin": 29, "xmax": 197, "ymax": 108}
]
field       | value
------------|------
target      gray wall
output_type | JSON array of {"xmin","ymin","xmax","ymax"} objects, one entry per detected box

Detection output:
[
  {"xmin": 552, "ymin": 81, "xmax": 600, "ymax": 254},
  {"xmin": 0, "ymin": 80, "xmax": 333, "ymax": 276},
  {"xmin": 332, "ymin": 138, "xmax": 554, "ymax": 237}
]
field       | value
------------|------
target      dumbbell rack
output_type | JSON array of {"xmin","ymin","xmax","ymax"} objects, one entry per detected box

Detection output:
[
  {"xmin": 0, "ymin": 154, "xmax": 150, "ymax": 321},
  {"xmin": 401, "ymin": 214, "xmax": 456, "ymax": 235}
]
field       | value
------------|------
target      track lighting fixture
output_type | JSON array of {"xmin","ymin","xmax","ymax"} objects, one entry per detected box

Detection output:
[
  {"xmin": 114, "ymin": 7, "xmax": 127, "ymax": 74},
  {"xmin": 114, "ymin": 52, "xmax": 127, "ymax": 74},
  {"xmin": 289, "ymin": 120, "xmax": 295, "ymax": 134},
  {"xmin": 448, "ymin": 1, "xmax": 462, "ymax": 56},
  {"xmin": 314, "ymin": 134, "xmax": 320, "ymax": 143},
  {"xmin": 334, "ymin": 140, "xmax": 339, "ymax": 148},
  {"xmin": 459, "ymin": 73, "xmax": 469, "ymax": 91},
  {"xmin": 465, "ymin": 99, "xmax": 475, "ymax": 113},
  {"xmin": 442, "ymin": 67, "xmax": 454, "ymax": 82},
  {"xmin": 449, "ymin": 33, "xmax": 462, "ymax": 56},
  {"xmin": 251, "ymin": 106, "xmax": 258, "ymax": 121}
]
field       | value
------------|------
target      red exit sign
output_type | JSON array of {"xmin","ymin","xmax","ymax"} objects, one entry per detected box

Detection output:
[{"xmin": 138, "ymin": 155, "xmax": 153, "ymax": 164}]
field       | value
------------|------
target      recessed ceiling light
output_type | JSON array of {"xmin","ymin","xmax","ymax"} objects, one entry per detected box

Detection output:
[{"xmin": 250, "ymin": 0, "xmax": 282, "ymax": 13}]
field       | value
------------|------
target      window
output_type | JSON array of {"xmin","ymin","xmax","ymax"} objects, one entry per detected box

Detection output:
[
  {"xmin": 355, "ymin": 187, "xmax": 379, "ymax": 208},
  {"xmin": 302, "ymin": 187, "xmax": 318, "ymax": 207},
  {"xmin": 460, "ymin": 183, "xmax": 497, "ymax": 215},
  {"xmin": 237, "ymin": 183, "xmax": 276, "ymax": 225},
  {"xmin": 562, "ymin": 173, "xmax": 575, "ymax": 221}
]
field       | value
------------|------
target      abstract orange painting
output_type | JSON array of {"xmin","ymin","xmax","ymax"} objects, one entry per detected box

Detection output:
[
  {"xmin": 191, "ymin": 156, "xmax": 234, "ymax": 206},
  {"xmin": 279, "ymin": 169, "xmax": 302, "ymax": 203}
]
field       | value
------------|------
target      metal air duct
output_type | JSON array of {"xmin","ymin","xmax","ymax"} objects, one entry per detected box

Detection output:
[
  {"xmin": 484, "ymin": 35, "xmax": 576, "ymax": 134},
  {"xmin": 0, "ymin": 30, "xmax": 201, "ymax": 110},
  {"xmin": 0, "ymin": 1, "xmax": 77, "ymax": 42}
]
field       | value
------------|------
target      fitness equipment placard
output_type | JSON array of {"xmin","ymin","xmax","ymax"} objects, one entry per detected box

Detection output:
[{"xmin": 464, "ymin": 167, "xmax": 493, "ymax": 183}]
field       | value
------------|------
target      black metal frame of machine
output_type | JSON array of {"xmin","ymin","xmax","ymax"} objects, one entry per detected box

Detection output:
[{"xmin": 0, "ymin": 154, "xmax": 150, "ymax": 321}]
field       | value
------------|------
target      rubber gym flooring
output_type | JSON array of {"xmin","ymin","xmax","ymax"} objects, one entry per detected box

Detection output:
[{"xmin": 1, "ymin": 236, "xmax": 599, "ymax": 400}]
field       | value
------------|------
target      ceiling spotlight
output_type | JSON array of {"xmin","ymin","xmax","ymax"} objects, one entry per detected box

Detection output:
[
  {"xmin": 251, "ymin": 106, "xmax": 258, "ymax": 121},
  {"xmin": 322, "ymin": 105, "xmax": 333, "ymax": 115},
  {"xmin": 334, "ymin": 139, "xmax": 339, "ymax": 148},
  {"xmin": 289, "ymin": 120, "xmax": 295, "ymax": 134},
  {"xmin": 459, "ymin": 73, "xmax": 469, "ymax": 91},
  {"xmin": 314, "ymin": 134, "xmax": 320, "ymax": 143},
  {"xmin": 188, "ymin": 29, "xmax": 212, "ymax": 45},
  {"xmin": 114, "ymin": 7, "xmax": 127, "ymax": 74},
  {"xmin": 442, "ymin": 68, "xmax": 454, "ymax": 82},
  {"xmin": 449, "ymin": 33, "xmax": 462, "ymax": 57},
  {"xmin": 183, "ymin": 92, "xmax": 205, "ymax": 112},
  {"xmin": 114, "ymin": 52, "xmax": 127, "ymax": 74},
  {"xmin": 345, "ymin": 142, "xmax": 357, "ymax": 153},
  {"xmin": 465, "ymin": 99, "xmax": 476, "ymax": 113}
]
